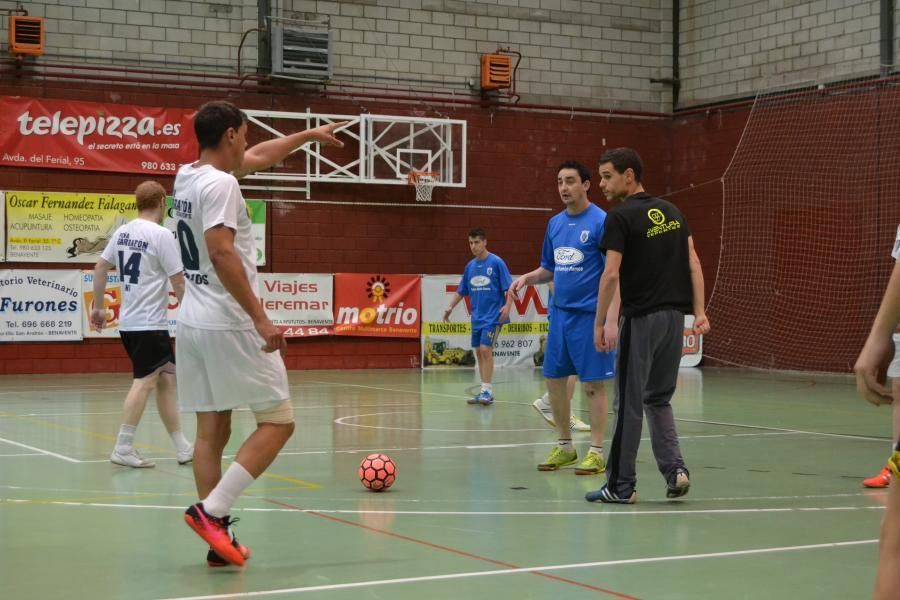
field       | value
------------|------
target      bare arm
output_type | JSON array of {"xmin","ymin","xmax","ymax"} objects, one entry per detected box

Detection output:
[
  {"xmin": 90, "ymin": 258, "xmax": 114, "ymax": 331},
  {"xmin": 855, "ymin": 260, "xmax": 900, "ymax": 405},
  {"xmin": 510, "ymin": 266, "xmax": 553, "ymax": 297},
  {"xmin": 233, "ymin": 121, "xmax": 348, "ymax": 179},
  {"xmin": 443, "ymin": 293, "xmax": 464, "ymax": 322},
  {"xmin": 688, "ymin": 236, "xmax": 710, "ymax": 335},
  {"xmin": 205, "ymin": 225, "xmax": 284, "ymax": 353},
  {"xmin": 594, "ymin": 250, "xmax": 621, "ymax": 352},
  {"xmin": 168, "ymin": 272, "xmax": 185, "ymax": 304}
]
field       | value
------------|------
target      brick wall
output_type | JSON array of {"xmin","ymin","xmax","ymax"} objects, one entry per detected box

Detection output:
[
  {"xmin": 0, "ymin": 0, "xmax": 260, "ymax": 74},
  {"xmin": 0, "ymin": 80, "xmax": 672, "ymax": 374},
  {"xmin": 680, "ymin": 0, "xmax": 883, "ymax": 106}
]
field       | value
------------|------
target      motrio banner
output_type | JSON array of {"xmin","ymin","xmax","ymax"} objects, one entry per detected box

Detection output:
[
  {"xmin": 4, "ymin": 191, "xmax": 266, "ymax": 266},
  {"xmin": 0, "ymin": 96, "xmax": 197, "ymax": 175},
  {"xmin": 420, "ymin": 275, "xmax": 550, "ymax": 369},
  {"xmin": 0, "ymin": 269, "xmax": 82, "ymax": 341},
  {"xmin": 333, "ymin": 274, "xmax": 421, "ymax": 338}
]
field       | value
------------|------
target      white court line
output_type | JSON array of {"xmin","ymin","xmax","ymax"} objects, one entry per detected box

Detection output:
[
  {"xmin": 7, "ymin": 499, "xmax": 883, "ymax": 517},
  {"xmin": 0, "ymin": 436, "xmax": 80, "ymax": 463},
  {"xmin": 0, "ymin": 402, "xmax": 422, "ymax": 419},
  {"xmin": 73, "ymin": 431, "xmax": 802, "ymax": 464},
  {"xmin": 676, "ymin": 417, "xmax": 890, "ymax": 442},
  {"xmin": 154, "ymin": 538, "xmax": 877, "ymax": 600},
  {"xmin": 0, "ymin": 453, "xmax": 44, "ymax": 457}
]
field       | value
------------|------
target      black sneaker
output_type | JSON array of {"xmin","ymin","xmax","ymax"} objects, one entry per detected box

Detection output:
[
  {"xmin": 585, "ymin": 484, "xmax": 637, "ymax": 504},
  {"xmin": 666, "ymin": 469, "xmax": 691, "ymax": 499}
]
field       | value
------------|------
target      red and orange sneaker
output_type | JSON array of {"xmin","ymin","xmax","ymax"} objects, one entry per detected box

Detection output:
[
  {"xmin": 184, "ymin": 503, "xmax": 246, "ymax": 566},
  {"xmin": 207, "ymin": 517, "xmax": 251, "ymax": 567},
  {"xmin": 863, "ymin": 465, "xmax": 892, "ymax": 489}
]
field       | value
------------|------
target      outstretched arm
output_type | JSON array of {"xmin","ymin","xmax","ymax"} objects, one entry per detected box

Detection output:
[
  {"xmin": 855, "ymin": 261, "xmax": 900, "ymax": 406},
  {"xmin": 234, "ymin": 121, "xmax": 348, "ymax": 179}
]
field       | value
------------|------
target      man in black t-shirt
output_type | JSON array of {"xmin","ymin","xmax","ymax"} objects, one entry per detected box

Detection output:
[{"xmin": 585, "ymin": 147, "xmax": 711, "ymax": 505}]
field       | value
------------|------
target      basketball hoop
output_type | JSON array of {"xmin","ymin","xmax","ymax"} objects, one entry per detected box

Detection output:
[{"xmin": 407, "ymin": 171, "xmax": 439, "ymax": 202}]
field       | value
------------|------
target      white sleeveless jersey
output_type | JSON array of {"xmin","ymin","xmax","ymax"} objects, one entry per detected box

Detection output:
[
  {"xmin": 100, "ymin": 218, "xmax": 182, "ymax": 331},
  {"xmin": 893, "ymin": 225, "xmax": 900, "ymax": 262},
  {"xmin": 171, "ymin": 163, "xmax": 259, "ymax": 330}
]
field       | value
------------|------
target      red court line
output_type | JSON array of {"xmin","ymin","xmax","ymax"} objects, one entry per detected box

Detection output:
[{"xmin": 264, "ymin": 497, "xmax": 641, "ymax": 599}]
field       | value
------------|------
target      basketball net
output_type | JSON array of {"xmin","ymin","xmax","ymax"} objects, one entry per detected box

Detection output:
[{"xmin": 407, "ymin": 171, "xmax": 439, "ymax": 202}]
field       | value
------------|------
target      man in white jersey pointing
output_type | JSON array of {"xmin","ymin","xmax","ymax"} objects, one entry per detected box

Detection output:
[
  {"xmin": 174, "ymin": 100, "xmax": 345, "ymax": 567},
  {"xmin": 91, "ymin": 180, "xmax": 191, "ymax": 469}
]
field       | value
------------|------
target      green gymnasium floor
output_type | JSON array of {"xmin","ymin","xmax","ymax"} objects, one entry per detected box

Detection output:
[{"xmin": 0, "ymin": 368, "xmax": 889, "ymax": 599}]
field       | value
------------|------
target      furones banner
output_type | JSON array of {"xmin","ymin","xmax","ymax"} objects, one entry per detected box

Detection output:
[
  {"xmin": 0, "ymin": 96, "xmax": 196, "ymax": 175},
  {"xmin": 333, "ymin": 274, "xmax": 421, "ymax": 338},
  {"xmin": 81, "ymin": 270, "xmax": 179, "ymax": 338},
  {"xmin": 259, "ymin": 274, "xmax": 333, "ymax": 337},
  {"xmin": 0, "ymin": 270, "xmax": 82, "ymax": 341},
  {"xmin": 421, "ymin": 275, "xmax": 550, "ymax": 369},
  {"xmin": 5, "ymin": 190, "xmax": 137, "ymax": 262},
  {"xmin": 163, "ymin": 198, "xmax": 266, "ymax": 266}
]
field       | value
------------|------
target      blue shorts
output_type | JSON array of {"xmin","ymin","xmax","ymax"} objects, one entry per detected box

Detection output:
[
  {"xmin": 542, "ymin": 307, "xmax": 615, "ymax": 381},
  {"xmin": 471, "ymin": 324, "xmax": 502, "ymax": 348}
]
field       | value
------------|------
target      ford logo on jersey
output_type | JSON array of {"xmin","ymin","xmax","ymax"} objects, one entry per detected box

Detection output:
[
  {"xmin": 554, "ymin": 247, "xmax": 584, "ymax": 265},
  {"xmin": 470, "ymin": 275, "xmax": 491, "ymax": 287}
]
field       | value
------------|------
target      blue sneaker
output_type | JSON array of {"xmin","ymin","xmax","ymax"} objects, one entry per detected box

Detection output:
[
  {"xmin": 585, "ymin": 484, "xmax": 637, "ymax": 504},
  {"xmin": 466, "ymin": 394, "xmax": 481, "ymax": 405},
  {"xmin": 477, "ymin": 390, "xmax": 494, "ymax": 405}
]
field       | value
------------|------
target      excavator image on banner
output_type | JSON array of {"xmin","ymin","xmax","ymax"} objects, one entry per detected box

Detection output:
[{"xmin": 423, "ymin": 337, "xmax": 476, "ymax": 367}]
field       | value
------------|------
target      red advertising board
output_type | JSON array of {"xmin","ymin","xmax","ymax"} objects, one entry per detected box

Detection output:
[
  {"xmin": 333, "ymin": 274, "xmax": 421, "ymax": 338},
  {"xmin": 0, "ymin": 96, "xmax": 197, "ymax": 175}
]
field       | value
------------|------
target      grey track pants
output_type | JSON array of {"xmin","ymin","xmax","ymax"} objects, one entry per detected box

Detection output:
[{"xmin": 605, "ymin": 309, "xmax": 687, "ymax": 496}]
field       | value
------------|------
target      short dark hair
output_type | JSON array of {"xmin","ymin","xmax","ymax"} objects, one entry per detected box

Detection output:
[
  {"xmin": 557, "ymin": 160, "xmax": 590, "ymax": 183},
  {"xmin": 468, "ymin": 228, "xmax": 486, "ymax": 240},
  {"xmin": 598, "ymin": 147, "xmax": 644, "ymax": 182},
  {"xmin": 194, "ymin": 100, "xmax": 246, "ymax": 151}
]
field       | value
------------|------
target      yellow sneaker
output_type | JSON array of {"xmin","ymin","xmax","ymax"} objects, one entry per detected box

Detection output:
[
  {"xmin": 574, "ymin": 450, "xmax": 605, "ymax": 475},
  {"xmin": 889, "ymin": 451, "xmax": 900, "ymax": 478},
  {"xmin": 537, "ymin": 446, "xmax": 578, "ymax": 471}
]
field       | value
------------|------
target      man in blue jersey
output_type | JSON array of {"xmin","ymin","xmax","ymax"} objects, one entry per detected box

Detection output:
[
  {"xmin": 511, "ymin": 161, "xmax": 619, "ymax": 475},
  {"xmin": 444, "ymin": 228, "xmax": 514, "ymax": 405}
]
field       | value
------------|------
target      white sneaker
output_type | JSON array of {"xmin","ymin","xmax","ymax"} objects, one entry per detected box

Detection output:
[
  {"xmin": 569, "ymin": 415, "xmax": 591, "ymax": 432},
  {"xmin": 532, "ymin": 397, "xmax": 555, "ymax": 427},
  {"xmin": 110, "ymin": 448, "xmax": 155, "ymax": 468},
  {"xmin": 176, "ymin": 445, "xmax": 194, "ymax": 465},
  {"xmin": 533, "ymin": 398, "xmax": 591, "ymax": 432}
]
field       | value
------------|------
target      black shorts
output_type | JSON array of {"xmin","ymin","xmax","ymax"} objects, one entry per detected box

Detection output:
[{"xmin": 119, "ymin": 330, "xmax": 175, "ymax": 379}]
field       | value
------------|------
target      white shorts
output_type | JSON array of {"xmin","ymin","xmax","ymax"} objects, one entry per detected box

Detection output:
[
  {"xmin": 888, "ymin": 333, "xmax": 900, "ymax": 379},
  {"xmin": 176, "ymin": 322, "xmax": 290, "ymax": 412}
]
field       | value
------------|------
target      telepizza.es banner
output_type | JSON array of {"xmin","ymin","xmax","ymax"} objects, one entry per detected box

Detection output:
[
  {"xmin": 5, "ymin": 190, "xmax": 137, "ymax": 262},
  {"xmin": 0, "ymin": 269, "xmax": 82, "ymax": 341},
  {"xmin": 333, "ymin": 273, "xmax": 421, "ymax": 338},
  {"xmin": 421, "ymin": 275, "xmax": 550, "ymax": 369},
  {"xmin": 259, "ymin": 273, "xmax": 333, "ymax": 337},
  {"xmin": 0, "ymin": 96, "xmax": 196, "ymax": 175},
  {"xmin": 81, "ymin": 270, "xmax": 179, "ymax": 338}
]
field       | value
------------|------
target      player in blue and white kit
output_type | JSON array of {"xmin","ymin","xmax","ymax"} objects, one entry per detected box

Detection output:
[
  {"xmin": 444, "ymin": 228, "xmax": 514, "ymax": 405},
  {"xmin": 511, "ymin": 161, "xmax": 619, "ymax": 475}
]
